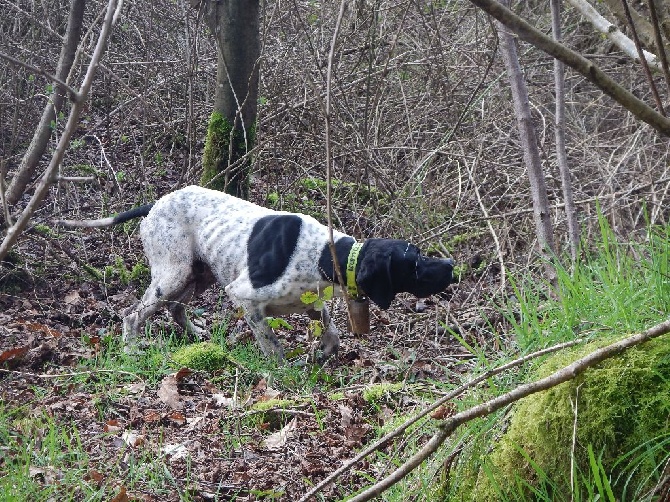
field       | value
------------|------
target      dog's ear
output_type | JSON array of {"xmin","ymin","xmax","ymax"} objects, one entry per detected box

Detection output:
[{"xmin": 356, "ymin": 240, "xmax": 395, "ymax": 310}]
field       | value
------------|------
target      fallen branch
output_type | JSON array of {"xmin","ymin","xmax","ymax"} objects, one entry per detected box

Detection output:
[
  {"xmin": 298, "ymin": 338, "xmax": 584, "ymax": 501},
  {"xmin": 346, "ymin": 319, "xmax": 670, "ymax": 501}
]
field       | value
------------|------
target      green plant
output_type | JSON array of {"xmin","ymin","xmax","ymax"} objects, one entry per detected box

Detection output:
[
  {"xmin": 171, "ymin": 342, "xmax": 229, "ymax": 372},
  {"xmin": 447, "ymin": 220, "xmax": 670, "ymax": 501}
]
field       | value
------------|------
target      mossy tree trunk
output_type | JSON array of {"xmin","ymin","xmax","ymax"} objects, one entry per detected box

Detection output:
[{"xmin": 191, "ymin": 0, "xmax": 260, "ymax": 199}]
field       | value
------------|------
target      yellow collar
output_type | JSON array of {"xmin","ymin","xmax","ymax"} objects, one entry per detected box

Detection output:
[{"xmin": 346, "ymin": 242, "xmax": 363, "ymax": 299}]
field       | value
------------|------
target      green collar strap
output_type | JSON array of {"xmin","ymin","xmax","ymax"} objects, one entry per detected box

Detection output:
[{"xmin": 346, "ymin": 242, "xmax": 364, "ymax": 299}]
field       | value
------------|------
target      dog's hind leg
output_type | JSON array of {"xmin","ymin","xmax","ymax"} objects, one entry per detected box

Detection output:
[
  {"xmin": 168, "ymin": 286, "xmax": 206, "ymax": 340},
  {"xmin": 240, "ymin": 303, "xmax": 285, "ymax": 361},
  {"xmin": 122, "ymin": 264, "xmax": 194, "ymax": 351},
  {"xmin": 167, "ymin": 262, "xmax": 216, "ymax": 340}
]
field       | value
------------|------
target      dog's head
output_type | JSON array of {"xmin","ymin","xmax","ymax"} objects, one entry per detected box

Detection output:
[{"xmin": 356, "ymin": 239, "xmax": 454, "ymax": 310}]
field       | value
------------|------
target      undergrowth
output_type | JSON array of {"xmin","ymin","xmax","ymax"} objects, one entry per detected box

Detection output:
[{"xmin": 443, "ymin": 218, "xmax": 670, "ymax": 502}]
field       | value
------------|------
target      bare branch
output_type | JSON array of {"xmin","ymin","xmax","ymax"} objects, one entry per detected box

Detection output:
[
  {"xmin": 325, "ymin": 0, "xmax": 352, "ymax": 313},
  {"xmin": 647, "ymin": 0, "xmax": 670, "ymax": 97},
  {"xmin": 3, "ymin": 0, "xmax": 86, "ymax": 212},
  {"xmin": 552, "ymin": 0, "xmax": 580, "ymax": 263},
  {"xmin": 567, "ymin": 0, "xmax": 660, "ymax": 70},
  {"xmin": 619, "ymin": 0, "xmax": 665, "ymax": 115},
  {"xmin": 0, "ymin": 0, "xmax": 122, "ymax": 262},
  {"xmin": 347, "ymin": 319, "xmax": 670, "ymax": 501},
  {"xmin": 0, "ymin": 51, "xmax": 80, "ymax": 102},
  {"xmin": 468, "ymin": 0, "xmax": 670, "ymax": 135}
]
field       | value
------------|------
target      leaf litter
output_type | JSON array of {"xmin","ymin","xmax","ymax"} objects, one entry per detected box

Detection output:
[{"xmin": 0, "ymin": 239, "xmax": 485, "ymax": 500}]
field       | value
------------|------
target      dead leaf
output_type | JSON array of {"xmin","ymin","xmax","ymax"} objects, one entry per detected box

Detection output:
[
  {"xmin": 104, "ymin": 419, "xmax": 123, "ymax": 433},
  {"xmin": 262, "ymin": 417, "xmax": 298, "ymax": 450},
  {"xmin": 185, "ymin": 416, "xmax": 205, "ymax": 431},
  {"xmin": 143, "ymin": 409, "xmax": 161, "ymax": 422},
  {"xmin": 174, "ymin": 367, "xmax": 192, "ymax": 381},
  {"xmin": 162, "ymin": 442, "xmax": 189, "ymax": 461},
  {"xmin": 430, "ymin": 404, "xmax": 455, "ymax": 420},
  {"xmin": 256, "ymin": 378, "xmax": 269, "ymax": 392},
  {"xmin": 339, "ymin": 404, "xmax": 353, "ymax": 429},
  {"xmin": 344, "ymin": 424, "xmax": 371, "ymax": 445},
  {"xmin": 258, "ymin": 386, "xmax": 282, "ymax": 402},
  {"xmin": 123, "ymin": 382, "xmax": 146, "ymax": 395},
  {"xmin": 212, "ymin": 393, "xmax": 239, "ymax": 409},
  {"xmin": 110, "ymin": 486, "xmax": 129, "ymax": 502},
  {"xmin": 84, "ymin": 469, "xmax": 104, "ymax": 487},
  {"xmin": 121, "ymin": 431, "xmax": 145, "ymax": 448},
  {"xmin": 0, "ymin": 345, "xmax": 30, "ymax": 365},
  {"xmin": 64, "ymin": 290, "xmax": 81, "ymax": 305},
  {"xmin": 157, "ymin": 374, "xmax": 183, "ymax": 410},
  {"xmin": 166, "ymin": 411, "xmax": 186, "ymax": 426},
  {"xmin": 29, "ymin": 465, "xmax": 62, "ymax": 484}
]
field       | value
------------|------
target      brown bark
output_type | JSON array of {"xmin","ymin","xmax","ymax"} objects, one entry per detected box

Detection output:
[
  {"xmin": 3, "ymin": 0, "xmax": 86, "ymax": 215},
  {"xmin": 552, "ymin": 0, "xmax": 580, "ymax": 263},
  {"xmin": 497, "ymin": 0, "xmax": 556, "ymax": 264},
  {"xmin": 193, "ymin": 0, "xmax": 260, "ymax": 199}
]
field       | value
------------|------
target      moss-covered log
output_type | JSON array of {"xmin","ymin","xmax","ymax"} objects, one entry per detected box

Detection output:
[{"xmin": 455, "ymin": 337, "xmax": 670, "ymax": 500}]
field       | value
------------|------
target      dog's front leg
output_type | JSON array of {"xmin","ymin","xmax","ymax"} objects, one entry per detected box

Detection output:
[
  {"xmin": 307, "ymin": 307, "xmax": 340, "ymax": 363},
  {"xmin": 242, "ymin": 304, "xmax": 285, "ymax": 361}
]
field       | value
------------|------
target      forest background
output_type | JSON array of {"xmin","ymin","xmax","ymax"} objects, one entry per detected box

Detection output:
[{"xmin": 1, "ymin": 0, "xmax": 670, "ymax": 500}]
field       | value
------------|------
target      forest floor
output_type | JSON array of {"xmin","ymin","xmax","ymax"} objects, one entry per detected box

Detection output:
[{"xmin": 0, "ymin": 184, "xmax": 498, "ymax": 501}]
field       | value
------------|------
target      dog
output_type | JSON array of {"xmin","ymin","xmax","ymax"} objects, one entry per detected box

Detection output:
[{"xmin": 57, "ymin": 185, "xmax": 455, "ymax": 361}]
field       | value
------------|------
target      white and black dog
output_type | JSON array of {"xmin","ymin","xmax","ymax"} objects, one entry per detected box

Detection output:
[{"xmin": 57, "ymin": 185, "xmax": 454, "ymax": 361}]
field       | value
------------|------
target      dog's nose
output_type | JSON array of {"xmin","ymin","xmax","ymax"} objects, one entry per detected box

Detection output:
[{"xmin": 444, "ymin": 258, "xmax": 455, "ymax": 267}]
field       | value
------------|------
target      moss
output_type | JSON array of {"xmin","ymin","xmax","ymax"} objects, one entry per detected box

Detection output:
[
  {"xmin": 171, "ymin": 342, "xmax": 229, "ymax": 372},
  {"xmin": 362, "ymin": 382, "xmax": 404, "ymax": 403},
  {"xmin": 327, "ymin": 391, "xmax": 345, "ymax": 401},
  {"xmin": 459, "ymin": 336, "xmax": 670, "ymax": 501},
  {"xmin": 201, "ymin": 111, "xmax": 255, "ymax": 198},
  {"xmin": 250, "ymin": 398, "xmax": 297, "ymax": 411}
]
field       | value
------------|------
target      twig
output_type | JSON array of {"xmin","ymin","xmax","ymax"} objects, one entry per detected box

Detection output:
[
  {"xmin": 569, "ymin": 383, "xmax": 582, "ymax": 502},
  {"xmin": 0, "ymin": 367, "xmax": 144, "ymax": 381},
  {"xmin": 346, "ymin": 319, "xmax": 670, "ymax": 501},
  {"xmin": 468, "ymin": 145, "xmax": 506, "ymax": 290},
  {"xmin": 57, "ymin": 176, "xmax": 97, "ymax": 184},
  {"xmin": 647, "ymin": 0, "xmax": 670, "ymax": 98},
  {"xmin": 620, "ymin": 0, "xmax": 666, "ymax": 116},
  {"xmin": 0, "ymin": 159, "xmax": 11, "ymax": 227},
  {"xmin": 324, "ymin": 0, "xmax": 352, "ymax": 320},
  {"xmin": 298, "ymin": 338, "xmax": 584, "ymax": 501},
  {"xmin": 0, "ymin": 51, "xmax": 81, "ymax": 103}
]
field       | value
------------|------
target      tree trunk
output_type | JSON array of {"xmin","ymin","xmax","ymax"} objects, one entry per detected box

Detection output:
[
  {"xmin": 0, "ymin": 0, "xmax": 119, "ymax": 263},
  {"xmin": 552, "ymin": 0, "xmax": 580, "ymax": 263},
  {"xmin": 2, "ymin": 0, "xmax": 86, "ymax": 221},
  {"xmin": 497, "ymin": 0, "xmax": 557, "ymax": 271},
  {"xmin": 194, "ymin": 0, "xmax": 260, "ymax": 199}
]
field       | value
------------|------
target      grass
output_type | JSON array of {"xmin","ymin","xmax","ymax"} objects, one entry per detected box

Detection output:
[
  {"xmin": 441, "ymin": 217, "xmax": 670, "ymax": 502},
  {"xmin": 4, "ymin": 216, "xmax": 670, "ymax": 500}
]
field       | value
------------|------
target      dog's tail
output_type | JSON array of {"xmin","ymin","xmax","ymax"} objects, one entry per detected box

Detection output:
[{"xmin": 54, "ymin": 204, "xmax": 154, "ymax": 228}]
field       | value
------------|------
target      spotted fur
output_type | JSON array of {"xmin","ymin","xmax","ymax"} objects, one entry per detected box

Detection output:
[{"xmin": 57, "ymin": 185, "xmax": 455, "ymax": 361}]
